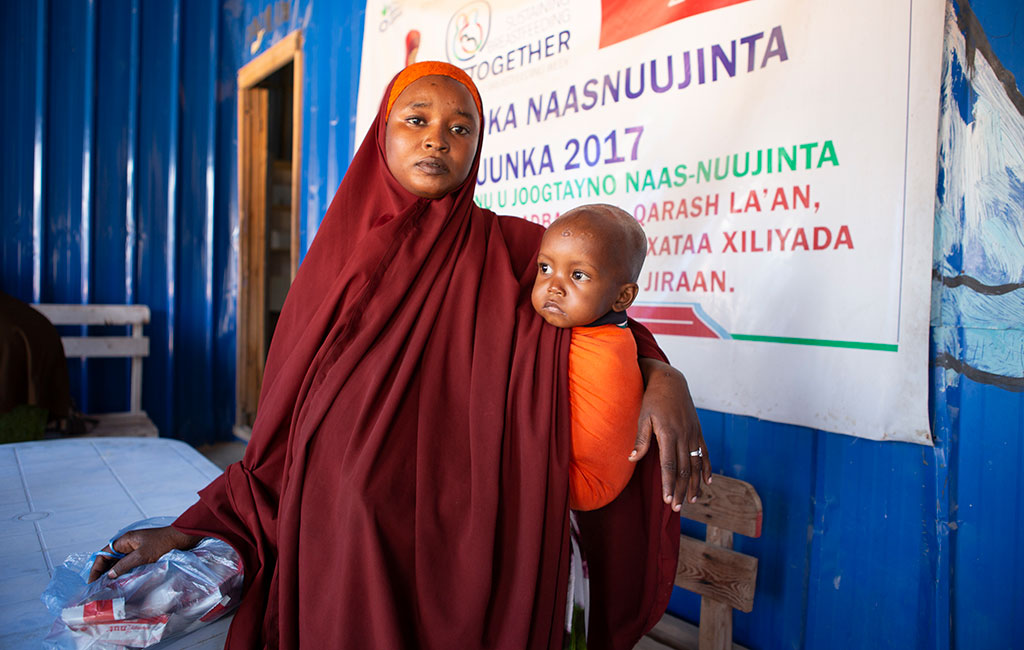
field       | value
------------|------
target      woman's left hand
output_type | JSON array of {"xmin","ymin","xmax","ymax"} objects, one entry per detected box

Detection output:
[{"xmin": 631, "ymin": 358, "xmax": 712, "ymax": 510}]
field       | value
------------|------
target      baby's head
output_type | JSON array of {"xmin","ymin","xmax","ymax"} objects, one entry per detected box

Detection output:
[{"xmin": 532, "ymin": 204, "xmax": 646, "ymax": 328}]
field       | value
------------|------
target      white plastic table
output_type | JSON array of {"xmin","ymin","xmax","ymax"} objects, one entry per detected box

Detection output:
[{"xmin": 0, "ymin": 437, "xmax": 233, "ymax": 648}]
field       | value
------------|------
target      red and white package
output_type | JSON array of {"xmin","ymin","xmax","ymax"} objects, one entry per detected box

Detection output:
[
  {"xmin": 70, "ymin": 616, "xmax": 169, "ymax": 647},
  {"xmin": 61, "ymin": 598, "xmax": 127, "ymax": 626}
]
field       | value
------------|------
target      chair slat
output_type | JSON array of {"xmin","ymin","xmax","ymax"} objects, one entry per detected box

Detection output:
[
  {"xmin": 32, "ymin": 303, "xmax": 150, "ymax": 326},
  {"xmin": 61, "ymin": 336, "xmax": 149, "ymax": 359},
  {"xmin": 677, "ymin": 475, "xmax": 762, "ymax": 538},
  {"xmin": 675, "ymin": 534, "xmax": 758, "ymax": 613}
]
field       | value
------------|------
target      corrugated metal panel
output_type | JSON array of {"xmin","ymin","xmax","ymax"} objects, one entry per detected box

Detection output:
[
  {"xmin": 954, "ymin": 380, "xmax": 1024, "ymax": 646},
  {"xmin": 936, "ymin": 2, "xmax": 1024, "ymax": 648},
  {"xmin": 134, "ymin": 0, "xmax": 180, "ymax": 438},
  {"xmin": 0, "ymin": 0, "xmax": 368, "ymax": 440},
  {"xmin": 89, "ymin": 0, "xmax": 133, "ymax": 414},
  {"xmin": 45, "ymin": 0, "xmax": 95, "ymax": 412},
  {"xmin": 712, "ymin": 415, "xmax": 817, "ymax": 647},
  {"xmin": 1, "ymin": 0, "xmax": 43, "ymax": 299},
  {"xmin": 172, "ymin": 0, "xmax": 219, "ymax": 443},
  {"xmin": 0, "ymin": 0, "xmax": 237, "ymax": 443}
]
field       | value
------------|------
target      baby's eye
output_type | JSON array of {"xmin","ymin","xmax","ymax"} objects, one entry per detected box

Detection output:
[
  {"xmin": 571, "ymin": 270, "xmax": 590, "ymax": 281},
  {"xmin": 538, "ymin": 262, "xmax": 550, "ymax": 274}
]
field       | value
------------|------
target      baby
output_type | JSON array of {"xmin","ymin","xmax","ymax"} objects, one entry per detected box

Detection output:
[{"xmin": 532, "ymin": 204, "xmax": 647, "ymax": 511}]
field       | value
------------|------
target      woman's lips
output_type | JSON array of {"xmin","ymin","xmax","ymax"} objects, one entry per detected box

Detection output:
[{"xmin": 415, "ymin": 157, "xmax": 449, "ymax": 175}]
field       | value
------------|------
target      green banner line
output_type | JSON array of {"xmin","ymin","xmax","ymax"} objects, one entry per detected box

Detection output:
[{"xmin": 729, "ymin": 334, "xmax": 898, "ymax": 352}]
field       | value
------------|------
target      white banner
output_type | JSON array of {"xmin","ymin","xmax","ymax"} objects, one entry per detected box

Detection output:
[{"xmin": 356, "ymin": 0, "xmax": 943, "ymax": 444}]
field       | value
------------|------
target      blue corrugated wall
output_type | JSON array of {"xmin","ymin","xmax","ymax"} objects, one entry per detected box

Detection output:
[
  {"xmin": 0, "ymin": 0, "xmax": 367, "ymax": 443},
  {"xmin": 1, "ymin": 1, "xmax": 1021, "ymax": 647}
]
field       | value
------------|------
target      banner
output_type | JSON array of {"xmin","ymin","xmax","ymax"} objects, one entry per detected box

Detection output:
[{"xmin": 356, "ymin": 0, "xmax": 943, "ymax": 443}]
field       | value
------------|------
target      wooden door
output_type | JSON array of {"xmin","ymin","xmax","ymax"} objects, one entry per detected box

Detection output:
[
  {"xmin": 238, "ymin": 87, "xmax": 269, "ymax": 429},
  {"xmin": 235, "ymin": 31, "xmax": 303, "ymax": 437}
]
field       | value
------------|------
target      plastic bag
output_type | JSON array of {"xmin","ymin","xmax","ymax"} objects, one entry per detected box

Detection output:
[{"xmin": 40, "ymin": 517, "xmax": 244, "ymax": 649}]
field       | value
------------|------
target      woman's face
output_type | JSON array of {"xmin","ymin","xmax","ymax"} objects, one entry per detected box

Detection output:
[{"xmin": 385, "ymin": 76, "xmax": 480, "ymax": 199}]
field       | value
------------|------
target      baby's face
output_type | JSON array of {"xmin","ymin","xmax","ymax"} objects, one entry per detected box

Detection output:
[{"xmin": 532, "ymin": 225, "xmax": 627, "ymax": 328}]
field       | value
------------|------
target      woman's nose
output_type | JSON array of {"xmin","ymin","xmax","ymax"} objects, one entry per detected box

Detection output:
[{"xmin": 424, "ymin": 126, "xmax": 449, "ymax": 151}]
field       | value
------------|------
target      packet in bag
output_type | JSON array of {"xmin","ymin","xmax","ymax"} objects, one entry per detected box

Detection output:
[{"xmin": 40, "ymin": 517, "xmax": 244, "ymax": 649}]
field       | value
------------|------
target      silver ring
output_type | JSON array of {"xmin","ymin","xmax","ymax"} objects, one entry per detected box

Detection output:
[{"xmin": 689, "ymin": 448, "xmax": 703, "ymax": 457}]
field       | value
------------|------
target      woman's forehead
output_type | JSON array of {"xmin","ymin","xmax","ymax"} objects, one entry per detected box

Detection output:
[{"xmin": 393, "ymin": 76, "xmax": 478, "ymax": 115}]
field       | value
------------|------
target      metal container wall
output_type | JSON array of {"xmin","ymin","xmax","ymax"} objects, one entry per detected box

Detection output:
[
  {"xmin": 1, "ymin": 0, "xmax": 366, "ymax": 444},
  {"xmin": 1, "ymin": 0, "xmax": 1021, "ymax": 647}
]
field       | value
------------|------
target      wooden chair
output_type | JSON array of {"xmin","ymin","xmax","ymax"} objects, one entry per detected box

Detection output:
[
  {"xmin": 638, "ymin": 475, "xmax": 763, "ymax": 650},
  {"xmin": 31, "ymin": 303, "xmax": 158, "ymax": 437}
]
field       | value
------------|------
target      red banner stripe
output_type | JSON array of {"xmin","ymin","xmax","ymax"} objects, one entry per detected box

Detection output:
[{"xmin": 600, "ymin": 0, "xmax": 756, "ymax": 48}]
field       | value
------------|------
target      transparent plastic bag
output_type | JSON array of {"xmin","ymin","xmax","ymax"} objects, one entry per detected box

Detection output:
[{"xmin": 40, "ymin": 517, "xmax": 244, "ymax": 649}]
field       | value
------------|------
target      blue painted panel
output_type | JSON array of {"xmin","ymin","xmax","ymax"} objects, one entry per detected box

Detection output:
[
  {"xmin": 725, "ymin": 418, "xmax": 815, "ymax": 649},
  {"xmin": 953, "ymin": 378, "xmax": 1024, "ymax": 646},
  {"xmin": 211, "ymin": 1, "xmax": 245, "ymax": 441},
  {"xmin": 967, "ymin": 1, "xmax": 1024, "ymax": 91},
  {"xmin": 0, "ymin": 1, "xmax": 39, "ymax": 301},
  {"xmin": 300, "ymin": 0, "xmax": 365, "ymax": 254},
  {"xmin": 171, "ymin": 0, "xmax": 218, "ymax": 445},
  {"xmin": 91, "ymin": 0, "xmax": 131, "ymax": 306},
  {"xmin": 45, "ymin": 0, "xmax": 95, "ymax": 411},
  {"xmin": 44, "ymin": 0, "xmax": 90, "ymax": 305},
  {"xmin": 935, "ymin": 5, "xmax": 1024, "ymax": 648},
  {"xmin": 88, "ymin": 0, "xmax": 133, "ymax": 413},
  {"xmin": 805, "ymin": 434, "xmax": 937, "ymax": 649},
  {"xmin": 1, "ymin": 0, "xmax": 364, "ymax": 437},
  {"xmin": 135, "ymin": 0, "xmax": 180, "ymax": 437}
]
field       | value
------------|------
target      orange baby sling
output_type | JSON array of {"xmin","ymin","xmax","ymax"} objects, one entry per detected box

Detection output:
[{"xmin": 568, "ymin": 323, "xmax": 644, "ymax": 511}]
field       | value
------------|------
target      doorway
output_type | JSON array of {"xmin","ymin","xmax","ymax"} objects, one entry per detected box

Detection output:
[{"xmin": 235, "ymin": 30, "xmax": 303, "ymax": 438}]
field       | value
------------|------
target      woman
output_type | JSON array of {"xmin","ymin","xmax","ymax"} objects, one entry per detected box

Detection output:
[{"xmin": 91, "ymin": 62, "xmax": 710, "ymax": 649}]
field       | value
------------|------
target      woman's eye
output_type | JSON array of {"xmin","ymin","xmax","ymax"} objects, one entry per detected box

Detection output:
[
  {"xmin": 452, "ymin": 125, "xmax": 470, "ymax": 135},
  {"xmin": 571, "ymin": 270, "xmax": 589, "ymax": 281},
  {"xmin": 405, "ymin": 116, "xmax": 424, "ymax": 126}
]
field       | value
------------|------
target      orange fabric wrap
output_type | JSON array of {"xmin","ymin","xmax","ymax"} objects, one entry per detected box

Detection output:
[
  {"xmin": 568, "ymin": 324, "xmax": 643, "ymax": 511},
  {"xmin": 385, "ymin": 61, "xmax": 483, "ymax": 121}
]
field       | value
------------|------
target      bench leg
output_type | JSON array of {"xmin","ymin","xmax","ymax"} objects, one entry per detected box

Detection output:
[
  {"xmin": 698, "ymin": 597, "xmax": 732, "ymax": 650},
  {"xmin": 699, "ymin": 526, "xmax": 735, "ymax": 650}
]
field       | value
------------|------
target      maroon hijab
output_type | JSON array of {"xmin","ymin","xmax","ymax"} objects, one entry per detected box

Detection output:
[{"xmin": 174, "ymin": 61, "xmax": 678, "ymax": 649}]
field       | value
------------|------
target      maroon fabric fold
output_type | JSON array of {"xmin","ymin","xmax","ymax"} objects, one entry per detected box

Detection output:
[{"xmin": 174, "ymin": 62, "xmax": 678, "ymax": 649}]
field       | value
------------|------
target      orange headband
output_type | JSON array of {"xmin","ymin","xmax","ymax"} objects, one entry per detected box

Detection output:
[{"xmin": 385, "ymin": 61, "xmax": 483, "ymax": 122}]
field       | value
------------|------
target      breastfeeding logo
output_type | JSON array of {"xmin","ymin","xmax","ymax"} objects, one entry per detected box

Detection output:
[{"xmin": 446, "ymin": 1, "xmax": 491, "ymax": 63}]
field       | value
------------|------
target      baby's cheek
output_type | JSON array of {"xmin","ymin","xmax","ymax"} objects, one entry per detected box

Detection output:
[{"xmin": 533, "ymin": 287, "xmax": 550, "ymax": 310}]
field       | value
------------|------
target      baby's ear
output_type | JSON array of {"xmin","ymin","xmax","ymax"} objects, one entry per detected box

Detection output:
[{"xmin": 612, "ymin": 283, "xmax": 639, "ymax": 312}]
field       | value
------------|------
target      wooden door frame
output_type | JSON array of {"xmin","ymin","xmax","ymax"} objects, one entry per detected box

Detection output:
[{"xmin": 235, "ymin": 30, "xmax": 304, "ymax": 437}]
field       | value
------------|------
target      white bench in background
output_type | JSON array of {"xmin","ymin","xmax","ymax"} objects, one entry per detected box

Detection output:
[{"xmin": 31, "ymin": 304, "xmax": 158, "ymax": 437}]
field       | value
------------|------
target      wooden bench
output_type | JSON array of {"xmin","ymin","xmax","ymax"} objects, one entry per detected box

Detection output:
[
  {"xmin": 31, "ymin": 304, "xmax": 158, "ymax": 437},
  {"xmin": 638, "ymin": 475, "xmax": 763, "ymax": 650}
]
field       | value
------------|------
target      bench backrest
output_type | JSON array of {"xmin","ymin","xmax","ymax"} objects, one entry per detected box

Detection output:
[
  {"xmin": 31, "ymin": 304, "xmax": 151, "ymax": 413},
  {"xmin": 676, "ymin": 475, "xmax": 762, "ymax": 650}
]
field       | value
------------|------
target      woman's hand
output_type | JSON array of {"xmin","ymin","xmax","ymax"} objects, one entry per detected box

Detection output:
[
  {"xmin": 88, "ymin": 526, "xmax": 203, "ymax": 582},
  {"xmin": 631, "ymin": 358, "xmax": 712, "ymax": 510}
]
